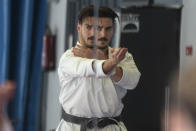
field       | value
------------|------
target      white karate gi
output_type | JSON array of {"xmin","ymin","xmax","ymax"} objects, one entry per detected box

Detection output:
[{"xmin": 56, "ymin": 43, "xmax": 141, "ymax": 131}]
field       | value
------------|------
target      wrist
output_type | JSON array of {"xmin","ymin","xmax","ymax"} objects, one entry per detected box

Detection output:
[
  {"xmin": 111, "ymin": 66, "xmax": 123, "ymax": 82},
  {"xmin": 103, "ymin": 59, "xmax": 117, "ymax": 74}
]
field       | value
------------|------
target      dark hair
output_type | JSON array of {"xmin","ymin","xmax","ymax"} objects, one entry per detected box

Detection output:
[{"xmin": 78, "ymin": 5, "xmax": 119, "ymax": 24}]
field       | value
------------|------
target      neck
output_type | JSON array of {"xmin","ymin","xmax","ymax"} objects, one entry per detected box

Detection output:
[
  {"xmin": 78, "ymin": 41, "xmax": 108, "ymax": 56},
  {"xmin": 79, "ymin": 41, "xmax": 108, "ymax": 51}
]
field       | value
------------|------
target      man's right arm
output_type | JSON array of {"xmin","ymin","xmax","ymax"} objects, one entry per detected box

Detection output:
[
  {"xmin": 58, "ymin": 50, "xmax": 107, "ymax": 78},
  {"xmin": 59, "ymin": 48, "xmax": 127, "ymax": 78}
]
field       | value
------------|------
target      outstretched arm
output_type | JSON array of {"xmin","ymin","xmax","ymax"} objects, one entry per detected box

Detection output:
[
  {"xmin": 72, "ymin": 46, "xmax": 128, "ymax": 80},
  {"xmin": 102, "ymin": 48, "xmax": 128, "ymax": 82}
]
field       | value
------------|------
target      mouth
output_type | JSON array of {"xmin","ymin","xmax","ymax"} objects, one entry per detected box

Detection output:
[
  {"xmin": 88, "ymin": 37, "xmax": 108, "ymax": 42},
  {"xmin": 88, "ymin": 39, "xmax": 107, "ymax": 42},
  {"xmin": 88, "ymin": 40, "xmax": 107, "ymax": 45},
  {"xmin": 98, "ymin": 40, "xmax": 107, "ymax": 43}
]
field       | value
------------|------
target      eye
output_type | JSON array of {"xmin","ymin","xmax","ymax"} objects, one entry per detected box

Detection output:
[
  {"xmin": 106, "ymin": 26, "xmax": 112, "ymax": 31},
  {"xmin": 86, "ymin": 25, "xmax": 92, "ymax": 30},
  {"xmin": 96, "ymin": 26, "xmax": 102, "ymax": 31}
]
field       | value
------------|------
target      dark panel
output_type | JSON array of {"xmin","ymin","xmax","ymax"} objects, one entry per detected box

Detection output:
[{"xmin": 120, "ymin": 7, "xmax": 181, "ymax": 131}]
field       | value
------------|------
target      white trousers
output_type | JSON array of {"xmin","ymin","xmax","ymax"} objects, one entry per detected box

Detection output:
[{"xmin": 55, "ymin": 119, "xmax": 127, "ymax": 131}]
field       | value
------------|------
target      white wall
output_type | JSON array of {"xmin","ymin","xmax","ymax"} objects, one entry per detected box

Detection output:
[
  {"xmin": 44, "ymin": 0, "xmax": 67, "ymax": 130},
  {"xmin": 180, "ymin": 0, "xmax": 196, "ymax": 74}
]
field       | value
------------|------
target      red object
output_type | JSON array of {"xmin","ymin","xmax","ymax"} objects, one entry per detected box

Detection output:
[
  {"xmin": 186, "ymin": 46, "xmax": 193, "ymax": 56},
  {"xmin": 42, "ymin": 27, "xmax": 56, "ymax": 71}
]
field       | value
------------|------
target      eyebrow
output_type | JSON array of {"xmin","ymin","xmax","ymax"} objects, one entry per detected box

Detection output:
[
  {"xmin": 84, "ymin": 24, "xmax": 113, "ymax": 29},
  {"xmin": 85, "ymin": 24, "xmax": 92, "ymax": 26},
  {"xmin": 105, "ymin": 26, "xmax": 113, "ymax": 29}
]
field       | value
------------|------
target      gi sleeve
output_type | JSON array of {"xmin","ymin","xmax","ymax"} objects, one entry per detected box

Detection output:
[
  {"xmin": 58, "ymin": 49, "xmax": 108, "ymax": 78},
  {"xmin": 113, "ymin": 52, "xmax": 141, "ymax": 90}
]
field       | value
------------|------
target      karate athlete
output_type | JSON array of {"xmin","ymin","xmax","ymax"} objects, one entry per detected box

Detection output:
[{"xmin": 56, "ymin": 5, "xmax": 141, "ymax": 131}]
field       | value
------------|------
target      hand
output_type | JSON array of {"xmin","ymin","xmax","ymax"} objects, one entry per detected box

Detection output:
[
  {"xmin": 110, "ymin": 48, "xmax": 128, "ymax": 65},
  {"xmin": 0, "ymin": 81, "xmax": 15, "ymax": 131},
  {"xmin": 72, "ymin": 45, "xmax": 93, "ymax": 59},
  {"xmin": 95, "ymin": 49, "xmax": 108, "ymax": 60},
  {"xmin": 103, "ymin": 48, "xmax": 128, "ymax": 74},
  {"xmin": 72, "ymin": 45, "xmax": 108, "ymax": 60},
  {"xmin": 0, "ymin": 81, "xmax": 16, "ymax": 111}
]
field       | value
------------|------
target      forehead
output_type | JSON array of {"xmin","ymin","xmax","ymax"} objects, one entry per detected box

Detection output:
[{"xmin": 82, "ymin": 17, "xmax": 113, "ymax": 26}]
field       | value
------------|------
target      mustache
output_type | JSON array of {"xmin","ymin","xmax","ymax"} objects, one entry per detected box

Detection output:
[{"xmin": 88, "ymin": 37, "xmax": 108, "ymax": 41}]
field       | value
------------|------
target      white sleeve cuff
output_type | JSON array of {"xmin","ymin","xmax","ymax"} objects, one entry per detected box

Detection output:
[{"xmin": 92, "ymin": 60, "xmax": 107, "ymax": 78}]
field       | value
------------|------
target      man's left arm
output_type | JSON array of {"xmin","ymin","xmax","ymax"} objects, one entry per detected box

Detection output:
[{"xmin": 111, "ymin": 52, "xmax": 141, "ymax": 90}]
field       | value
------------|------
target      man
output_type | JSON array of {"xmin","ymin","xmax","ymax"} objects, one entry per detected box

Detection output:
[{"xmin": 56, "ymin": 5, "xmax": 141, "ymax": 131}]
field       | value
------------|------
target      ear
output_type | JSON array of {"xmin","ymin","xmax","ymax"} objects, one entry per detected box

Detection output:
[{"xmin": 77, "ymin": 23, "xmax": 81, "ymax": 33}]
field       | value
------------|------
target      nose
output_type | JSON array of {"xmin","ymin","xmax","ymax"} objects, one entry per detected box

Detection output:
[
  {"xmin": 99, "ymin": 29, "xmax": 106, "ymax": 37},
  {"xmin": 89, "ymin": 28, "xmax": 95, "ymax": 36}
]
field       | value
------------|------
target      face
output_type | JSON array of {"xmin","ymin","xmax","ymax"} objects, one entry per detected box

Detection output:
[{"xmin": 77, "ymin": 17, "xmax": 114, "ymax": 49}]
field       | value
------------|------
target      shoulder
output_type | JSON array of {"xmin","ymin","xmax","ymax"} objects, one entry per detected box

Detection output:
[
  {"xmin": 59, "ymin": 48, "xmax": 74, "ymax": 63},
  {"xmin": 60, "ymin": 48, "xmax": 74, "ymax": 58}
]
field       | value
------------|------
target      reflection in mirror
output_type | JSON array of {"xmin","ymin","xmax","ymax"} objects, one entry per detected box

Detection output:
[
  {"xmin": 1, "ymin": 0, "xmax": 195, "ymax": 131},
  {"xmin": 44, "ymin": 0, "xmax": 194, "ymax": 131}
]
